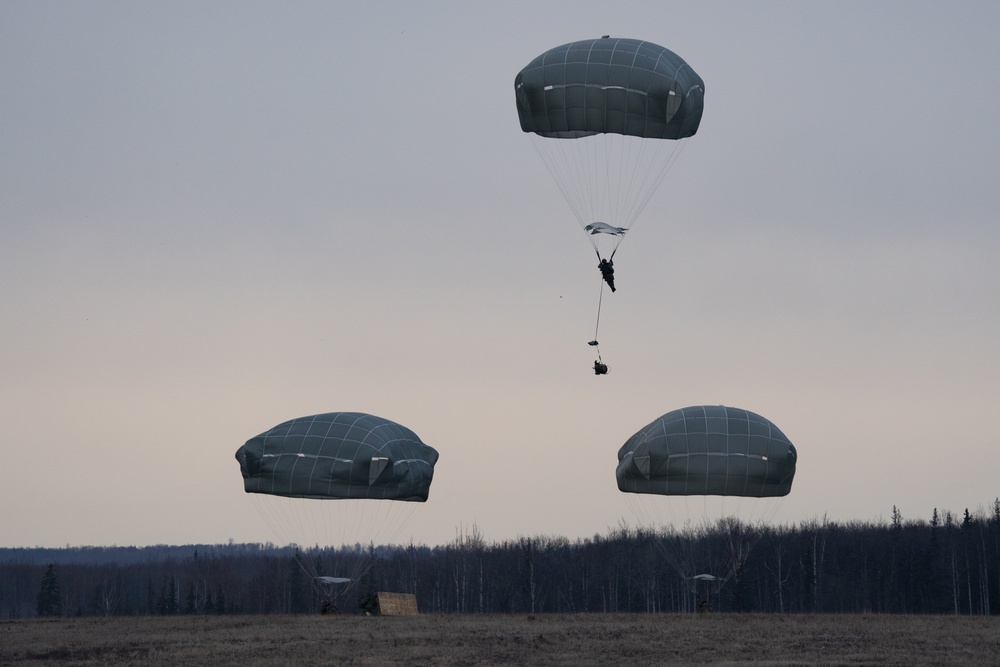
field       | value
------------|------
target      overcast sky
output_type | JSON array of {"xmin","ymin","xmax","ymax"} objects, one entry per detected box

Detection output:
[{"xmin": 3, "ymin": 1, "xmax": 999, "ymax": 549}]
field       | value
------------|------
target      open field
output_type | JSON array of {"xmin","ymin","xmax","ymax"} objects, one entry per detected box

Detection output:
[{"xmin": 3, "ymin": 613, "xmax": 998, "ymax": 666}]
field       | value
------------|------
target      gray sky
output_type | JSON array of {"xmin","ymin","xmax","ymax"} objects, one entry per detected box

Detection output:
[{"xmin": 3, "ymin": 1, "xmax": 999, "ymax": 548}]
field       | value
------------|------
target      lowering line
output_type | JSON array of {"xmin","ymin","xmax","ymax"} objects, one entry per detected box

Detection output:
[
  {"xmin": 589, "ymin": 276, "xmax": 609, "ymax": 375},
  {"xmin": 589, "ymin": 248, "xmax": 616, "ymax": 375},
  {"xmin": 591, "ymin": 246, "xmax": 619, "ymax": 350},
  {"xmin": 593, "ymin": 279, "xmax": 605, "ymax": 355}
]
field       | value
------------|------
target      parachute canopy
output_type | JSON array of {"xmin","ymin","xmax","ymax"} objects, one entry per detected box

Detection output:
[
  {"xmin": 236, "ymin": 412, "xmax": 438, "ymax": 502},
  {"xmin": 515, "ymin": 37, "xmax": 705, "ymax": 140},
  {"xmin": 617, "ymin": 406, "xmax": 796, "ymax": 498}
]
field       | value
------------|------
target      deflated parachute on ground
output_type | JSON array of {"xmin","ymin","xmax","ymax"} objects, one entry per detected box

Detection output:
[
  {"xmin": 515, "ymin": 37, "xmax": 704, "ymax": 140},
  {"xmin": 616, "ymin": 405, "xmax": 796, "ymax": 498},
  {"xmin": 236, "ymin": 412, "xmax": 438, "ymax": 502}
]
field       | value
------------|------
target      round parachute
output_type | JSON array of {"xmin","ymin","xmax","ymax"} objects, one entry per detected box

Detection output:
[
  {"xmin": 515, "ymin": 37, "xmax": 704, "ymax": 363},
  {"xmin": 515, "ymin": 36, "xmax": 704, "ymax": 262},
  {"xmin": 616, "ymin": 405, "xmax": 796, "ymax": 609},
  {"xmin": 236, "ymin": 411, "xmax": 437, "ymax": 502},
  {"xmin": 616, "ymin": 405, "xmax": 796, "ymax": 498},
  {"xmin": 236, "ymin": 412, "xmax": 438, "ymax": 609}
]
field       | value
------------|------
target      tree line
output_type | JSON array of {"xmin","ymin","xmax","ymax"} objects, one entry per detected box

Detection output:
[{"xmin": 3, "ymin": 501, "xmax": 998, "ymax": 618}]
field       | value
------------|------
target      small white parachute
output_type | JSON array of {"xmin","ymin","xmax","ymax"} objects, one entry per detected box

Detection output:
[{"xmin": 584, "ymin": 222, "xmax": 628, "ymax": 236}]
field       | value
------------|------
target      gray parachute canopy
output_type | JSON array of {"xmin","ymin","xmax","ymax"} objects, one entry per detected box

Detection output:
[
  {"xmin": 515, "ymin": 37, "xmax": 705, "ymax": 140},
  {"xmin": 236, "ymin": 412, "xmax": 438, "ymax": 502},
  {"xmin": 617, "ymin": 406, "xmax": 796, "ymax": 497}
]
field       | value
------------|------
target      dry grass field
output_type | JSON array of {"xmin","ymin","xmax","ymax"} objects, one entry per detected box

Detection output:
[{"xmin": 2, "ymin": 613, "xmax": 998, "ymax": 666}]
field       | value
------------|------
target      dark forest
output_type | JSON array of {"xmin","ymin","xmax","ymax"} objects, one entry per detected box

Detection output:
[{"xmin": 4, "ymin": 501, "xmax": 998, "ymax": 618}]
